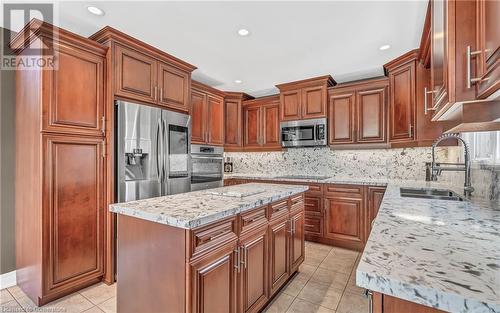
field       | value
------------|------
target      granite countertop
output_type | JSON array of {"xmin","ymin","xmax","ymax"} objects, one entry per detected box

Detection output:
[
  {"xmin": 109, "ymin": 183, "xmax": 308, "ymax": 229},
  {"xmin": 225, "ymin": 173, "xmax": 499, "ymax": 312},
  {"xmin": 356, "ymin": 181, "xmax": 500, "ymax": 313}
]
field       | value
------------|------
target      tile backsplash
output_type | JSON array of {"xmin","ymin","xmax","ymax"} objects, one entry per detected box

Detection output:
[{"xmin": 225, "ymin": 146, "xmax": 499, "ymax": 202}]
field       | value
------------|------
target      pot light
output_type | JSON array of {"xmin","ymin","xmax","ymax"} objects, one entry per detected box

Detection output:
[
  {"xmin": 87, "ymin": 6, "xmax": 105, "ymax": 16},
  {"xmin": 379, "ymin": 44, "xmax": 391, "ymax": 51},
  {"xmin": 234, "ymin": 80, "xmax": 242, "ymax": 84},
  {"xmin": 237, "ymin": 28, "xmax": 250, "ymax": 37}
]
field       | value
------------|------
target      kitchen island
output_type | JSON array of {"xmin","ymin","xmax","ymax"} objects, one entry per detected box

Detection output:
[{"xmin": 109, "ymin": 183, "xmax": 308, "ymax": 313}]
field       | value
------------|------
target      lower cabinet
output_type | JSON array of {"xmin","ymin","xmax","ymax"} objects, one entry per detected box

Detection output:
[
  {"xmin": 190, "ymin": 242, "xmax": 238, "ymax": 313},
  {"xmin": 289, "ymin": 210, "xmax": 305, "ymax": 273},
  {"xmin": 268, "ymin": 215, "xmax": 290, "ymax": 294},
  {"xmin": 324, "ymin": 195, "xmax": 365, "ymax": 250},
  {"xmin": 370, "ymin": 291, "xmax": 447, "ymax": 313}
]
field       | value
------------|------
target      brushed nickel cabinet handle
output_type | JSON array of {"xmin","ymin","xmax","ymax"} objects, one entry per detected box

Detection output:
[
  {"xmin": 234, "ymin": 248, "xmax": 240, "ymax": 272},
  {"xmin": 154, "ymin": 86, "xmax": 158, "ymax": 101},
  {"xmin": 466, "ymin": 46, "xmax": 482, "ymax": 89},
  {"xmin": 409, "ymin": 124, "xmax": 413, "ymax": 138},
  {"xmin": 101, "ymin": 116, "xmax": 106, "ymax": 134}
]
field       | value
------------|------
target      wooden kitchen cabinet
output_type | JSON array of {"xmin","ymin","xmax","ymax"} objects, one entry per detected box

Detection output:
[
  {"xmin": 328, "ymin": 78, "xmax": 388, "ymax": 147},
  {"xmin": 324, "ymin": 184, "xmax": 366, "ymax": 251},
  {"xmin": 224, "ymin": 92, "xmax": 254, "ymax": 151},
  {"xmin": 367, "ymin": 186, "xmax": 386, "ymax": 235},
  {"xmin": 191, "ymin": 81, "xmax": 225, "ymax": 146},
  {"xmin": 91, "ymin": 26, "xmax": 196, "ymax": 113},
  {"xmin": 277, "ymin": 75, "xmax": 336, "ymax": 121},
  {"xmin": 475, "ymin": 0, "xmax": 500, "ymax": 99},
  {"xmin": 370, "ymin": 291, "xmax": 446, "ymax": 313},
  {"xmin": 12, "ymin": 20, "xmax": 108, "ymax": 305},
  {"xmin": 268, "ymin": 214, "xmax": 290, "ymax": 294},
  {"xmin": 289, "ymin": 209, "xmax": 305, "ymax": 273},
  {"xmin": 243, "ymin": 96, "xmax": 281, "ymax": 151}
]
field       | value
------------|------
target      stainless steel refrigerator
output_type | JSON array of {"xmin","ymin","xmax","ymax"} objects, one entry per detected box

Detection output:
[{"xmin": 116, "ymin": 100, "xmax": 191, "ymax": 202}]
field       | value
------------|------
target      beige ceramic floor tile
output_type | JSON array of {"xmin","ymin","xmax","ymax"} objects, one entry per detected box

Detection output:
[
  {"xmin": 83, "ymin": 306, "xmax": 105, "ymax": 313},
  {"xmin": 79, "ymin": 283, "xmax": 116, "ymax": 305},
  {"xmin": 306, "ymin": 242, "xmax": 334, "ymax": 253},
  {"xmin": 42, "ymin": 293, "xmax": 94, "ymax": 313},
  {"xmin": 305, "ymin": 246, "xmax": 331, "ymax": 259},
  {"xmin": 319, "ymin": 254, "xmax": 356, "ymax": 274},
  {"xmin": 336, "ymin": 290, "xmax": 369, "ymax": 313},
  {"xmin": 281, "ymin": 273, "xmax": 310, "ymax": 297},
  {"xmin": 286, "ymin": 298, "xmax": 335, "ymax": 313},
  {"xmin": 297, "ymin": 264, "xmax": 317, "ymax": 279},
  {"xmin": 332, "ymin": 247, "xmax": 359, "ymax": 259},
  {"xmin": 7, "ymin": 286, "xmax": 38, "ymax": 311},
  {"xmin": 0, "ymin": 289, "xmax": 14, "ymax": 305},
  {"xmin": 297, "ymin": 280, "xmax": 343, "ymax": 310},
  {"xmin": 0, "ymin": 300, "xmax": 24, "ymax": 312},
  {"xmin": 262, "ymin": 292, "xmax": 295, "ymax": 313},
  {"xmin": 345, "ymin": 273, "xmax": 365, "ymax": 296},
  {"xmin": 310, "ymin": 268, "xmax": 349, "ymax": 290},
  {"xmin": 98, "ymin": 296, "xmax": 116, "ymax": 313}
]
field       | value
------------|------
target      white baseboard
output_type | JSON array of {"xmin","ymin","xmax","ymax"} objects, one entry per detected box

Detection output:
[{"xmin": 0, "ymin": 270, "xmax": 16, "ymax": 290}]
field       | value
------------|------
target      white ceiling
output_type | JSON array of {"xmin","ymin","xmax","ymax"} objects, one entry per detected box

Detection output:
[{"xmin": 7, "ymin": 1, "xmax": 428, "ymax": 97}]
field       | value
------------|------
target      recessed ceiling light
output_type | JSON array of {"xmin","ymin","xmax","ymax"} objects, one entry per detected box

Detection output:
[
  {"xmin": 237, "ymin": 28, "xmax": 250, "ymax": 37},
  {"xmin": 234, "ymin": 80, "xmax": 243, "ymax": 84},
  {"xmin": 87, "ymin": 6, "xmax": 105, "ymax": 16},
  {"xmin": 379, "ymin": 44, "xmax": 391, "ymax": 51}
]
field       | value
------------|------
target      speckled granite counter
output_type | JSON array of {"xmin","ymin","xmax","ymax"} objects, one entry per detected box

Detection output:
[
  {"xmin": 356, "ymin": 181, "xmax": 500, "ymax": 313},
  {"xmin": 225, "ymin": 174, "xmax": 500, "ymax": 313},
  {"xmin": 109, "ymin": 183, "xmax": 308, "ymax": 229}
]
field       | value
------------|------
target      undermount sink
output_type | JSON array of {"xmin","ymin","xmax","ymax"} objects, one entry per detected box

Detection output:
[{"xmin": 400, "ymin": 187, "xmax": 465, "ymax": 201}]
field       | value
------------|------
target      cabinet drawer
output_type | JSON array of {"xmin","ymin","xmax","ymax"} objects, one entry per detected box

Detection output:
[
  {"xmin": 324, "ymin": 184, "xmax": 364, "ymax": 198},
  {"xmin": 306, "ymin": 183, "xmax": 323, "ymax": 195},
  {"xmin": 304, "ymin": 196, "xmax": 322, "ymax": 215},
  {"xmin": 290, "ymin": 194, "xmax": 304, "ymax": 212},
  {"xmin": 269, "ymin": 200, "xmax": 289, "ymax": 220},
  {"xmin": 240, "ymin": 205, "xmax": 268, "ymax": 235},
  {"xmin": 191, "ymin": 218, "xmax": 237, "ymax": 257},
  {"xmin": 304, "ymin": 216, "xmax": 323, "ymax": 236}
]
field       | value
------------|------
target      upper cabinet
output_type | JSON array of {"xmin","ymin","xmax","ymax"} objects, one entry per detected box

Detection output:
[
  {"xmin": 190, "ymin": 81, "xmax": 225, "ymax": 146},
  {"xmin": 90, "ymin": 26, "xmax": 196, "ymax": 113},
  {"xmin": 427, "ymin": 0, "xmax": 499, "ymax": 121},
  {"xmin": 475, "ymin": 0, "xmax": 500, "ymax": 99},
  {"xmin": 243, "ymin": 96, "xmax": 281, "ymax": 151},
  {"xmin": 328, "ymin": 78, "xmax": 388, "ymax": 147},
  {"xmin": 277, "ymin": 76, "xmax": 336, "ymax": 121},
  {"xmin": 224, "ymin": 92, "xmax": 254, "ymax": 151}
]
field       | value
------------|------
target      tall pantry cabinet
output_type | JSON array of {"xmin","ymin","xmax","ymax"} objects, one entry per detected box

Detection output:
[{"xmin": 12, "ymin": 20, "xmax": 108, "ymax": 305}]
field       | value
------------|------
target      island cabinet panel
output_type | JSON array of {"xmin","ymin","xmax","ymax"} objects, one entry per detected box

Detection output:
[
  {"xmin": 43, "ymin": 41, "xmax": 105, "ymax": 136},
  {"xmin": 289, "ymin": 210, "xmax": 305, "ymax": 273},
  {"xmin": 44, "ymin": 135, "xmax": 105, "ymax": 292},
  {"xmin": 268, "ymin": 215, "xmax": 289, "ymax": 294},
  {"xmin": 367, "ymin": 186, "xmax": 386, "ymax": 234},
  {"xmin": 277, "ymin": 75, "xmax": 336, "ymax": 121},
  {"xmin": 114, "ymin": 44, "xmax": 158, "ymax": 103},
  {"xmin": 239, "ymin": 227, "xmax": 269, "ymax": 313},
  {"xmin": 190, "ymin": 244, "xmax": 238, "ymax": 313},
  {"xmin": 190, "ymin": 81, "xmax": 225, "ymax": 146}
]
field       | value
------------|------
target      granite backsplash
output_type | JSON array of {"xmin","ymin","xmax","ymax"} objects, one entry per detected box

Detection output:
[{"xmin": 224, "ymin": 146, "xmax": 499, "ymax": 202}]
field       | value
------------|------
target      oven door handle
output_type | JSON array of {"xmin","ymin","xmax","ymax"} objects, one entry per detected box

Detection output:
[{"xmin": 191, "ymin": 156, "xmax": 224, "ymax": 160}]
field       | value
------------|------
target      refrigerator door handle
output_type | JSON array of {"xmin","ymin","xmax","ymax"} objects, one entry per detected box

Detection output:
[
  {"xmin": 156, "ymin": 118, "xmax": 162, "ymax": 183},
  {"xmin": 162, "ymin": 119, "xmax": 168, "ymax": 182}
]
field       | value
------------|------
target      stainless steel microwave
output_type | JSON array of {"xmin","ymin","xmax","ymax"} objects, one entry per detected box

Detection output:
[{"xmin": 280, "ymin": 118, "xmax": 327, "ymax": 148}]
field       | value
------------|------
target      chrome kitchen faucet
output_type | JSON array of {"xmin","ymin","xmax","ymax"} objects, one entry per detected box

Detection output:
[{"xmin": 427, "ymin": 133, "xmax": 474, "ymax": 198}]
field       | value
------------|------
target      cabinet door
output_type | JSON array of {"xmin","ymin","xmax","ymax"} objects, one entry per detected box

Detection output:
[
  {"xmin": 289, "ymin": 211, "xmax": 305, "ymax": 273},
  {"xmin": 43, "ymin": 41, "xmax": 105, "ymax": 136},
  {"xmin": 207, "ymin": 95, "xmax": 224, "ymax": 146},
  {"xmin": 224, "ymin": 100, "xmax": 242, "ymax": 147},
  {"xmin": 357, "ymin": 88, "xmax": 386, "ymax": 143},
  {"xmin": 240, "ymin": 229, "xmax": 268, "ymax": 313},
  {"xmin": 367, "ymin": 187, "xmax": 386, "ymax": 237},
  {"xmin": 324, "ymin": 197, "xmax": 364, "ymax": 246},
  {"xmin": 302, "ymin": 85, "xmax": 326, "ymax": 119},
  {"xmin": 262, "ymin": 104, "xmax": 280, "ymax": 148},
  {"xmin": 389, "ymin": 63, "xmax": 415, "ymax": 141},
  {"xmin": 475, "ymin": 0, "xmax": 500, "ymax": 99},
  {"xmin": 158, "ymin": 62, "xmax": 190, "ymax": 112},
  {"xmin": 115, "ymin": 44, "xmax": 157, "ymax": 103},
  {"xmin": 191, "ymin": 245, "xmax": 238, "ymax": 313},
  {"xmin": 268, "ymin": 217, "xmax": 289, "ymax": 294},
  {"xmin": 430, "ymin": 0, "xmax": 450, "ymax": 111},
  {"xmin": 191, "ymin": 89, "xmax": 207, "ymax": 144},
  {"xmin": 280, "ymin": 89, "xmax": 301, "ymax": 121},
  {"xmin": 328, "ymin": 92, "xmax": 356, "ymax": 144},
  {"xmin": 244, "ymin": 106, "xmax": 261, "ymax": 147},
  {"xmin": 43, "ymin": 135, "xmax": 104, "ymax": 292}
]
